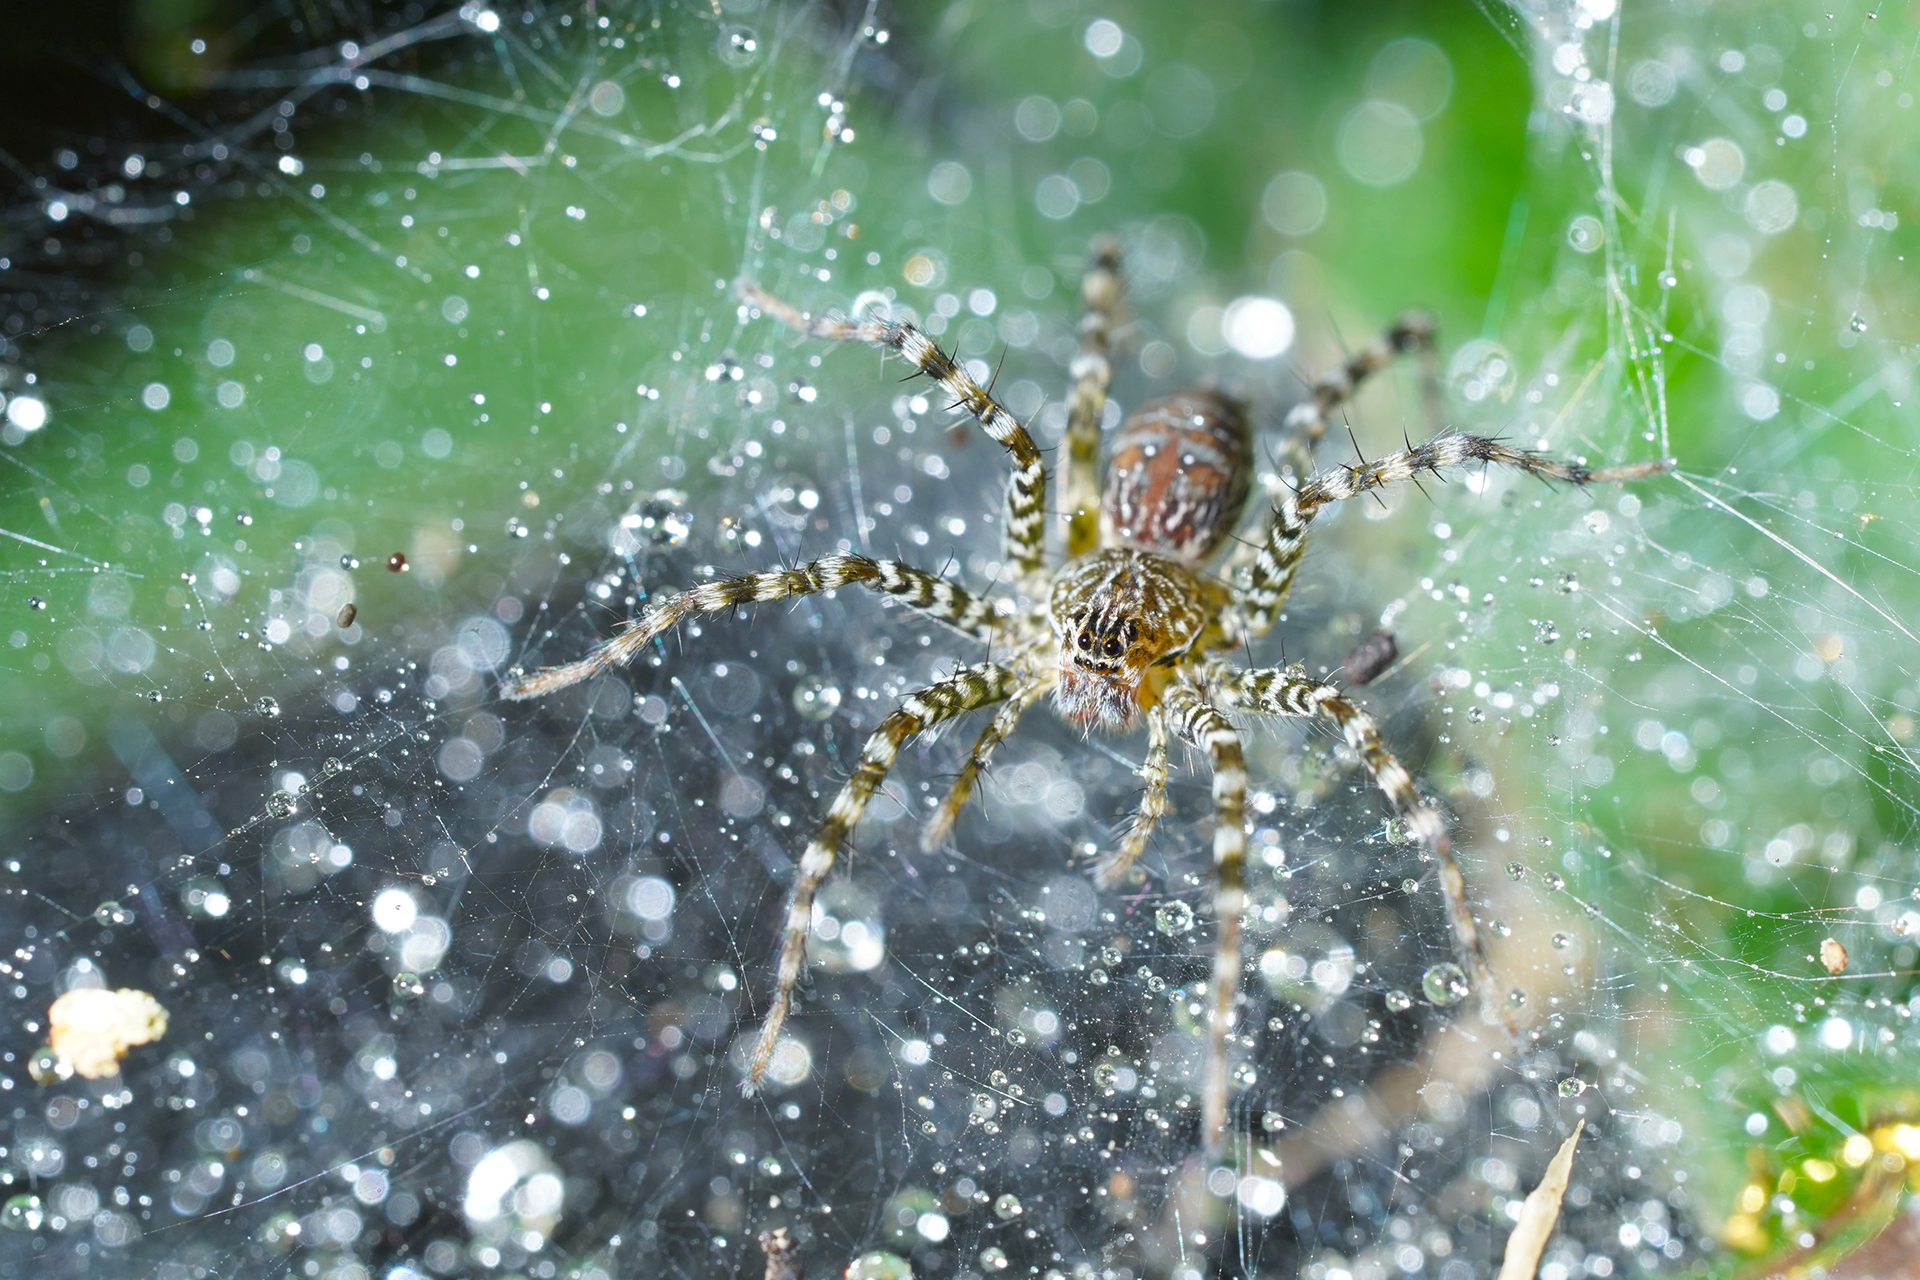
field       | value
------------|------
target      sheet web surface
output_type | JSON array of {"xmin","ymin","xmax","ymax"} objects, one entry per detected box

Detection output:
[{"xmin": 0, "ymin": 3, "xmax": 1917, "ymax": 1279}]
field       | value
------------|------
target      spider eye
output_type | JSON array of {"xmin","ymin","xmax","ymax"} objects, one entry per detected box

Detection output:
[
  {"xmin": 1077, "ymin": 631, "xmax": 1093, "ymax": 651},
  {"xmin": 1103, "ymin": 638, "xmax": 1123, "ymax": 657}
]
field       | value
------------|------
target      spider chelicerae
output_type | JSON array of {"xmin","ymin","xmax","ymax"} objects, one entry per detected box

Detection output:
[{"xmin": 500, "ymin": 238, "xmax": 1664, "ymax": 1157}]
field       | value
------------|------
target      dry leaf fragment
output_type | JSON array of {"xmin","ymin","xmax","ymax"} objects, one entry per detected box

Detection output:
[
  {"xmin": 47, "ymin": 987, "xmax": 169, "ymax": 1079},
  {"xmin": 1496, "ymin": 1120, "xmax": 1585, "ymax": 1280}
]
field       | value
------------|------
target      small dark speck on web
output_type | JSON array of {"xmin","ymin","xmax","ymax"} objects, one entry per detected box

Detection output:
[
  {"xmin": 1342, "ymin": 630, "xmax": 1398, "ymax": 685},
  {"xmin": 386, "ymin": 553, "xmax": 408, "ymax": 572}
]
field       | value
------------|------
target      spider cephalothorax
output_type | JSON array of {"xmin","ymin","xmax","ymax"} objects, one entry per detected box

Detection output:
[
  {"xmin": 499, "ymin": 245, "xmax": 1667, "ymax": 1160},
  {"xmin": 1049, "ymin": 548, "xmax": 1213, "ymax": 728}
]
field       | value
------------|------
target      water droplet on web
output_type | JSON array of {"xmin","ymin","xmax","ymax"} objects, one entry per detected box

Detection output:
[
  {"xmin": 26, "ymin": 598, "xmax": 45, "ymax": 611},
  {"xmin": 637, "ymin": 490, "xmax": 692, "ymax": 547},
  {"xmin": 265, "ymin": 791, "xmax": 297, "ymax": 820},
  {"xmin": 27, "ymin": 1047, "xmax": 66, "ymax": 1085},
  {"xmin": 1, "ymin": 1194, "xmax": 45, "ymax": 1231},
  {"xmin": 235, "ymin": 510, "xmax": 253, "ymax": 527},
  {"xmin": 1535, "ymin": 621, "xmax": 1560, "ymax": 645},
  {"xmin": 1542, "ymin": 871, "xmax": 1566, "ymax": 892},
  {"xmin": 1551, "ymin": 932, "xmax": 1572, "ymax": 950},
  {"xmin": 1556, "ymin": 572, "xmax": 1580, "ymax": 594},
  {"xmin": 793, "ymin": 676, "xmax": 842, "ymax": 720},
  {"xmin": 1506, "ymin": 988, "xmax": 1526, "ymax": 1008},
  {"xmin": 1262, "ymin": 1110, "xmax": 1286, "ymax": 1132},
  {"xmin": 1004, "ymin": 1029, "xmax": 1028, "ymax": 1046},
  {"xmin": 1467, "ymin": 706, "xmax": 1486, "ymax": 723},
  {"xmin": 1447, "ymin": 338, "xmax": 1518, "ymax": 405},
  {"xmin": 978, "ymin": 1246, "xmax": 1010, "ymax": 1273},
  {"xmin": 1558, "ymin": 1077, "xmax": 1587, "ymax": 1097},
  {"xmin": 93, "ymin": 900, "xmax": 135, "ymax": 927},
  {"xmin": 992, "ymin": 1193, "xmax": 1023, "ymax": 1220},
  {"xmin": 255, "ymin": 697, "xmax": 281, "ymax": 718},
  {"xmin": 340, "ymin": 554, "xmax": 360, "ymax": 570},
  {"xmin": 1507, "ymin": 861, "xmax": 1525, "ymax": 880},
  {"xmin": 1400, "ymin": 878, "xmax": 1418, "ymax": 895},
  {"xmin": 320, "ymin": 757, "xmax": 346, "ymax": 778},
  {"xmin": 1384, "ymin": 989, "xmax": 1413, "ymax": 1012},
  {"xmin": 1850, "ymin": 314, "xmax": 1868, "ymax": 332},
  {"xmin": 848, "ymin": 1251, "xmax": 914, "ymax": 1280},
  {"xmin": 1155, "ymin": 901, "xmax": 1195, "ymax": 935},
  {"xmin": 1490, "ymin": 919, "xmax": 1512, "ymax": 937},
  {"xmin": 1420, "ymin": 962, "xmax": 1469, "ymax": 1006}
]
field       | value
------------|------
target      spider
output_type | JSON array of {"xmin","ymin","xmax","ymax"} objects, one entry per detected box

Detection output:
[{"xmin": 499, "ymin": 238, "xmax": 1664, "ymax": 1157}]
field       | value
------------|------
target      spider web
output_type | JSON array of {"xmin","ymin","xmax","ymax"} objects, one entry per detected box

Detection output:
[{"xmin": 0, "ymin": 2, "xmax": 1916, "ymax": 1279}]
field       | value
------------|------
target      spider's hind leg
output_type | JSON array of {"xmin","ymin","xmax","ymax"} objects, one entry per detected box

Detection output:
[
  {"xmin": 743, "ymin": 662, "xmax": 1019, "ymax": 1094},
  {"xmin": 1280, "ymin": 310, "xmax": 1437, "ymax": 470},
  {"xmin": 1063, "ymin": 236, "xmax": 1124, "ymax": 559}
]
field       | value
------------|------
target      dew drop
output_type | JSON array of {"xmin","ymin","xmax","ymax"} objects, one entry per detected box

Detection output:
[
  {"xmin": 1551, "ymin": 932, "xmax": 1572, "ymax": 950},
  {"xmin": 1558, "ymin": 1077, "xmax": 1587, "ymax": 1097},
  {"xmin": 386, "ymin": 552, "xmax": 408, "ymax": 572},
  {"xmin": 0, "ymin": 1194, "xmax": 44, "ymax": 1231},
  {"xmin": 792, "ymin": 677, "xmax": 842, "ymax": 720},
  {"xmin": 992, "ymin": 1194, "xmax": 1023, "ymax": 1220},
  {"xmin": 1850, "ymin": 314, "xmax": 1868, "ymax": 332},
  {"xmin": 1506, "ymin": 861, "xmax": 1526, "ymax": 881},
  {"xmin": 235, "ymin": 510, "xmax": 253, "ymax": 527},
  {"xmin": 637, "ymin": 490, "xmax": 693, "ymax": 547},
  {"xmin": 1420, "ymin": 962, "xmax": 1469, "ymax": 1006},
  {"xmin": 26, "ymin": 598, "xmax": 45, "ymax": 611},
  {"xmin": 27, "ymin": 1047, "xmax": 66, "ymax": 1085},
  {"xmin": 265, "ymin": 791, "xmax": 297, "ymax": 820},
  {"xmin": 340, "ymin": 554, "xmax": 360, "ymax": 570},
  {"xmin": 1155, "ymin": 901, "xmax": 1195, "ymax": 936},
  {"xmin": 1542, "ymin": 871, "xmax": 1566, "ymax": 892},
  {"xmin": 93, "ymin": 900, "xmax": 135, "ymax": 927},
  {"xmin": 255, "ymin": 696, "xmax": 281, "ymax": 718},
  {"xmin": 1384, "ymin": 989, "xmax": 1413, "ymax": 1013}
]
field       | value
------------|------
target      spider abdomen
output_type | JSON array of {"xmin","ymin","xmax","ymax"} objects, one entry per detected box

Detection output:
[{"xmin": 1101, "ymin": 389, "xmax": 1251, "ymax": 565}]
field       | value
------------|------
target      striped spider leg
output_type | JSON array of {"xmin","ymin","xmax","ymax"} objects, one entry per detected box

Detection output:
[
  {"xmin": 1159, "ymin": 680, "xmax": 1249, "ymax": 1153},
  {"xmin": 1276, "ymin": 311, "xmax": 1437, "ymax": 473},
  {"xmin": 743, "ymin": 662, "xmax": 1024, "ymax": 1092},
  {"xmin": 497, "ymin": 553, "xmax": 1006, "ymax": 700},
  {"xmin": 1218, "ymin": 435, "xmax": 1671, "ymax": 1030},
  {"xmin": 737, "ymin": 280, "xmax": 1051, "ymax": 589}
]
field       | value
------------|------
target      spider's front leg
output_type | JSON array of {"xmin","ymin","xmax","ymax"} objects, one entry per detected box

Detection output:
[
  {"xmin": 1279, "ymin": 311, "xmax": 1436, "ymax": 469},
  {"xmin": 743, "ymin": 662, "xmax": 1021, "ymax": 1095},
  {"xmin": 1228, "ymin": 433, "xmax": 1669, "ymax": 642},
  {"xmin": 1092, "ymin": 704, "xmax": 1170, "ymax": 889},
  {"xmin": 1159, "ymin": 680, "xmax": 1247, "ymax": 1161},
  {"xmin": 498, "ymin": 553, "xmax": 1005, "ymax": 700},
  {"xmin": 739, "ymin": 281, "xmax": 1050, "ymax": 585},
  {"xmin": 921, "ymin": 674, "xmax": 1055, "ymax": 852},
  {"xmin": 1211, "ymin": 663, "xmax": 1515, "ymax": 1035}
]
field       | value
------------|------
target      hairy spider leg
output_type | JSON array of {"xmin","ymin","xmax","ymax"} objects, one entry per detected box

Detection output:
[
  {"xmin": 497, "ymin": 553, "xmax": 1005, "ymax": 700},
  {"xmin": 1230, "ymin": 432, "xmax": 1669, "ymax": 641},
  {"xmin": 1211, "ymin": 662, "xmax": 1515, "ymax": 1034},
  {"xmin": 1064, "ymin": 236, "xmax": 1125, "ymax": 560},
  {"xmin": 1277, "ymin": 310, "xmax": 1436, "ymax": 472},
  {"xmin": 1092, "ymin": 704, "xmax": 1170, "ymax": 889},
  {"xmin": 921, "ymin": 674, "xmax": 1056, "ymax": 852},
  {"xmin": 739, "ymin": 281, "xmax": 1051, "ymax": 584},
  {"xmin": 744, "ymin": 663, "xmax": 1022, "ymax": 1093},
  {"xmin": 1160, "ymin": 680, "xmax": 1247, "ymax": 1160}
]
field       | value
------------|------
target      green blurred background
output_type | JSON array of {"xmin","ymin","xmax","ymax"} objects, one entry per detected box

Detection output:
[{"xmin": 4, "ymin": 0, "xmax": 1920, "ymax": 1273}]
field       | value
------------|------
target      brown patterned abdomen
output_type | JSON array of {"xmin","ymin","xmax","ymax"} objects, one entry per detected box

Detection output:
[{"xmin": 1101, "ymin": 389, "xmax": 1251, "ymax": 565}]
